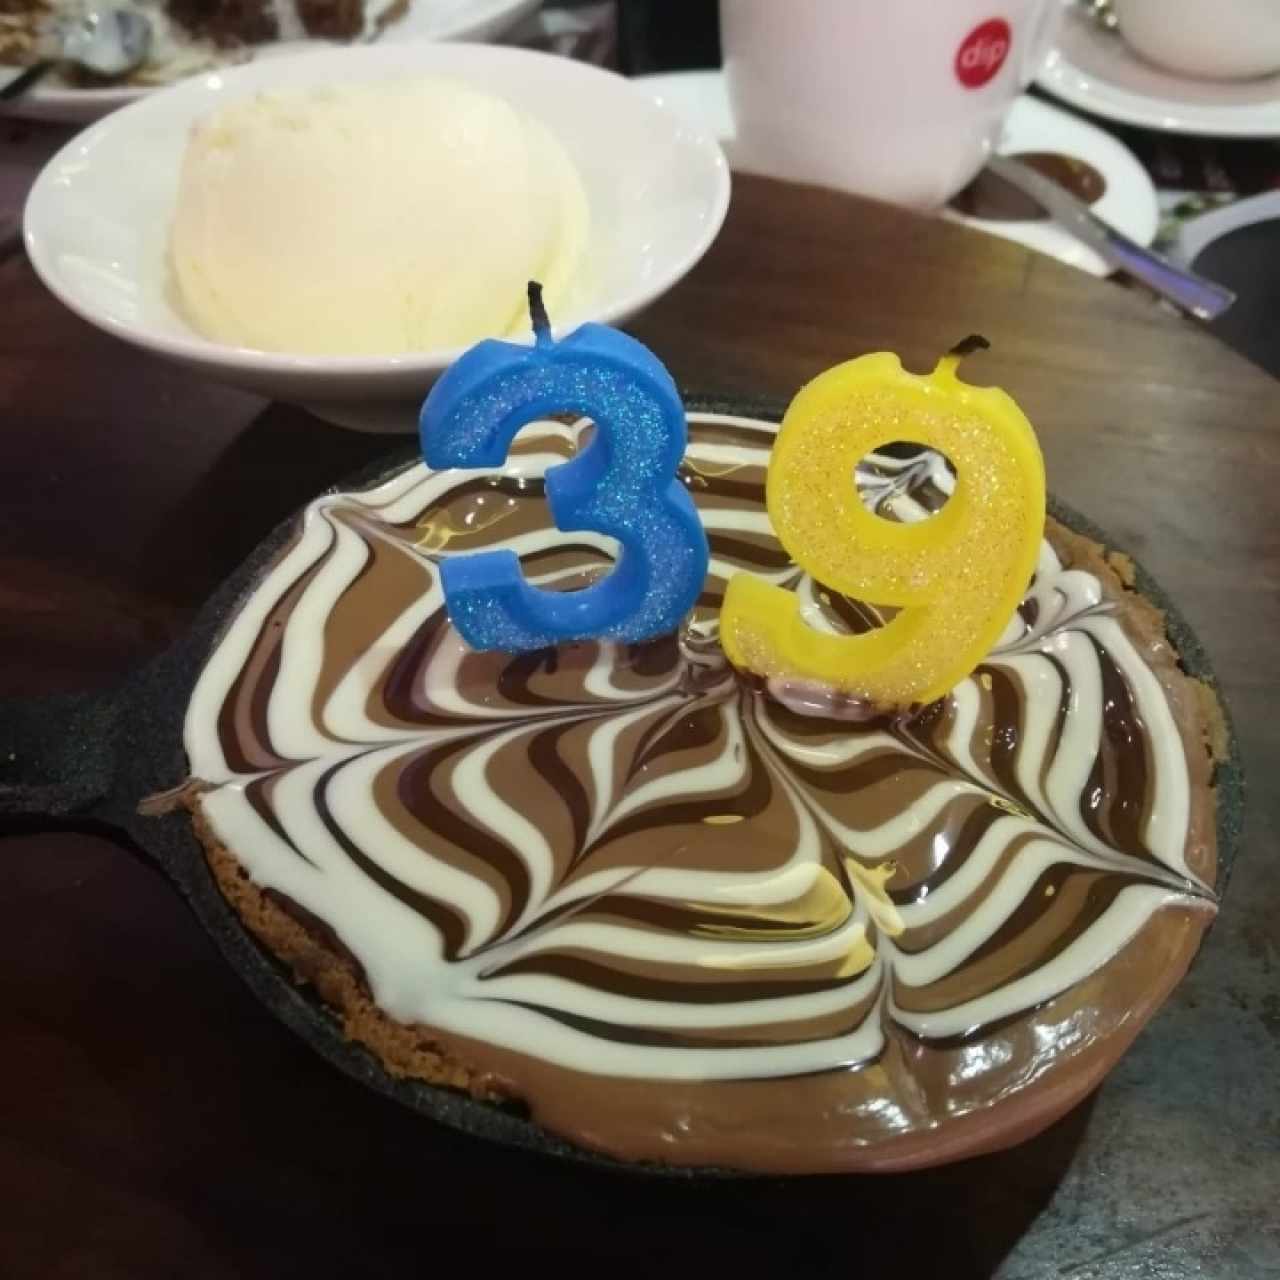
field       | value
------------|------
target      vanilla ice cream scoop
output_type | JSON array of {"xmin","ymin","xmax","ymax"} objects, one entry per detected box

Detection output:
[{"xmin": 169, "ymin": 77, "xmax": 590, "ymax": 355}]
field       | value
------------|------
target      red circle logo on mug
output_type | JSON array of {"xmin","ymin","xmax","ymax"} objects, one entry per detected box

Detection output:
[{"xmin": 955, "ymin": 18, "xmax": 1012, "ymax": 88}]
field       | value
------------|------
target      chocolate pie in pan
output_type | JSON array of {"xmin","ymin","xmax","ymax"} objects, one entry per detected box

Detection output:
[{"xmin": 180, "ymin": 409, "xmax": 1229, "ymax": 1173}]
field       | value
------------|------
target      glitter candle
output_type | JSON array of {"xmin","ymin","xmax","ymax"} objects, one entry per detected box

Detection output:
[
  {"xmin": 721, "ymin": 339, "xmax": 1046, "ymax": 707},
  {"xmin": 420, "ymin": 284, "xmax": 710, "ymax": 652}
]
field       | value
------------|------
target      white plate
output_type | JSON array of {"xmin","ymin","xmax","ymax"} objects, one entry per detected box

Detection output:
[
  {"xmin": 1035, "ymin": 1, "xmax": 1280, "ymax": 137},
  {"xmin": 0, "ymin": 0, "xmax": 541, "ymax": 124},
  {"xmin": 636, "ymin": 70, "xmax": 1157, "ymax": 279},
  {"xmin": 24, "ymin": 42, "xmax": 730, "ymax": 431}
]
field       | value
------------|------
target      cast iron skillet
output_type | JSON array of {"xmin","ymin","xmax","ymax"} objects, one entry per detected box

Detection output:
[{"xmin": 0, "ymin": 394, "xmax": 1245, "ymax": 1177}]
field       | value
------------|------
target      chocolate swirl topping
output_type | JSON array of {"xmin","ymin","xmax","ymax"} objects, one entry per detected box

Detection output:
[{"xmin": 184, "ymin": 414, "xmax": 1215, "ymax": 1100}]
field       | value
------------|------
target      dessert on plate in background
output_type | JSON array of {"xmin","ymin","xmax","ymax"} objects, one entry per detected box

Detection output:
[{"xmin": 0, "ymin": 0, "xmax": 413, "ymax": 86}]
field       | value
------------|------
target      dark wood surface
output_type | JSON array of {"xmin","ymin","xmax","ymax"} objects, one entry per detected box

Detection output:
[{"xmin": 2, "ymin": 175, "xmax": 1278, "ymax": 1279}]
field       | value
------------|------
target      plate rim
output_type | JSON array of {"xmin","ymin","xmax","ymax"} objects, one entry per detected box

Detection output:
[{"xmin": 1035, "ymin": 42, "xmax": 1280, "ymax": 138}]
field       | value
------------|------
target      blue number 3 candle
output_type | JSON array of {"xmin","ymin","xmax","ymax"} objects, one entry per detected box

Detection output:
[{"xmin": 419, "ymin": 284, "xmax": 710, "ymax": 652}]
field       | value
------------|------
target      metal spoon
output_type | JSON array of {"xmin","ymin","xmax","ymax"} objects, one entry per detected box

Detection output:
[
  {"xmin": 986, "ymin": 154, "xmax": 1236, "ymax": 321},
  {"xmin": 0, "ymin": 4, "xmax": 152, "ymax": 101}
]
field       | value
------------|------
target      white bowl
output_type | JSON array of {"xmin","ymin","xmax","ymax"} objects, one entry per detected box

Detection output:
[{"xmin": 23, "ymin": 43, "xmax": 731, "ymax": 431}]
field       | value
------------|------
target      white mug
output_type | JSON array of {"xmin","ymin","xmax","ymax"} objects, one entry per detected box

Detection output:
[
  {"xmin": 720, "ymin": 0, "xmax": 1061, "ymax": 209},
  {"xmin": 1113, "ymin": 0, "xmax": 1280, "ymax": 81}
]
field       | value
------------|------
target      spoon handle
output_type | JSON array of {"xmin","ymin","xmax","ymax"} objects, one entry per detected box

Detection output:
[
  {"xmin": 986, "ymin": 154, "xmax": 1236, "ymax": 321},
  {"xmin": 0, "ymin": 60, "xmax": 54, "ymax": 102}
]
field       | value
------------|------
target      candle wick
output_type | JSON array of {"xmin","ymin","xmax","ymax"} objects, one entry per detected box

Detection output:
[
  {"xmin": 947, "ymin": 333, "xmax": 991, "ymax": 359},
  {"xmin": 527, "ymin": 280, "xmax": 553, "ymax": 348}
]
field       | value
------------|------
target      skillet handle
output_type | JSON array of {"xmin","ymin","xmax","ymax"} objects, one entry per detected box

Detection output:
[{"xmin": 0, "ymin": 685, "xmax": 124, "ymax": 828}]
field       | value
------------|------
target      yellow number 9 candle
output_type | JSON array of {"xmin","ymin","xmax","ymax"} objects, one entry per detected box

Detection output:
[{"xmin": 721, "ymin": 341, "xmax": 1046, "ymax": 707}]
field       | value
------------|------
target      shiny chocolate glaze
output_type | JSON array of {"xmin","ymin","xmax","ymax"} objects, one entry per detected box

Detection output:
[{"xmin": 183, "ymin": 413, "xmax": 1216, "ymax": 1171}]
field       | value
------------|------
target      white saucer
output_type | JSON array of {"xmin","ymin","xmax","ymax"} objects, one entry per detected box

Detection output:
[
  {"xmin": 0, "ymin": 0, "xmax": 541, "ymax": 125},
  {"xmin": 635, "ymin": 70, "xmax": 1157, "ymax": 279},
  {"xmin": 1036, "ymin": 2, "xmax": 1280, "ymax": 138}
]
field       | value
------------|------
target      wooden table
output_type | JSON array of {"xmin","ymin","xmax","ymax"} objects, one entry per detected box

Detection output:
[{"xmin": 2, "ymin": 175, "xmax": 1277, "ymax": 1279}]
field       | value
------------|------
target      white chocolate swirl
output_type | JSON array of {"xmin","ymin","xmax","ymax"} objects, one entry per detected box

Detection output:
[{"xmin": 184, "ymin": 414, "xmax": 1213, "ymax": 1083}]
